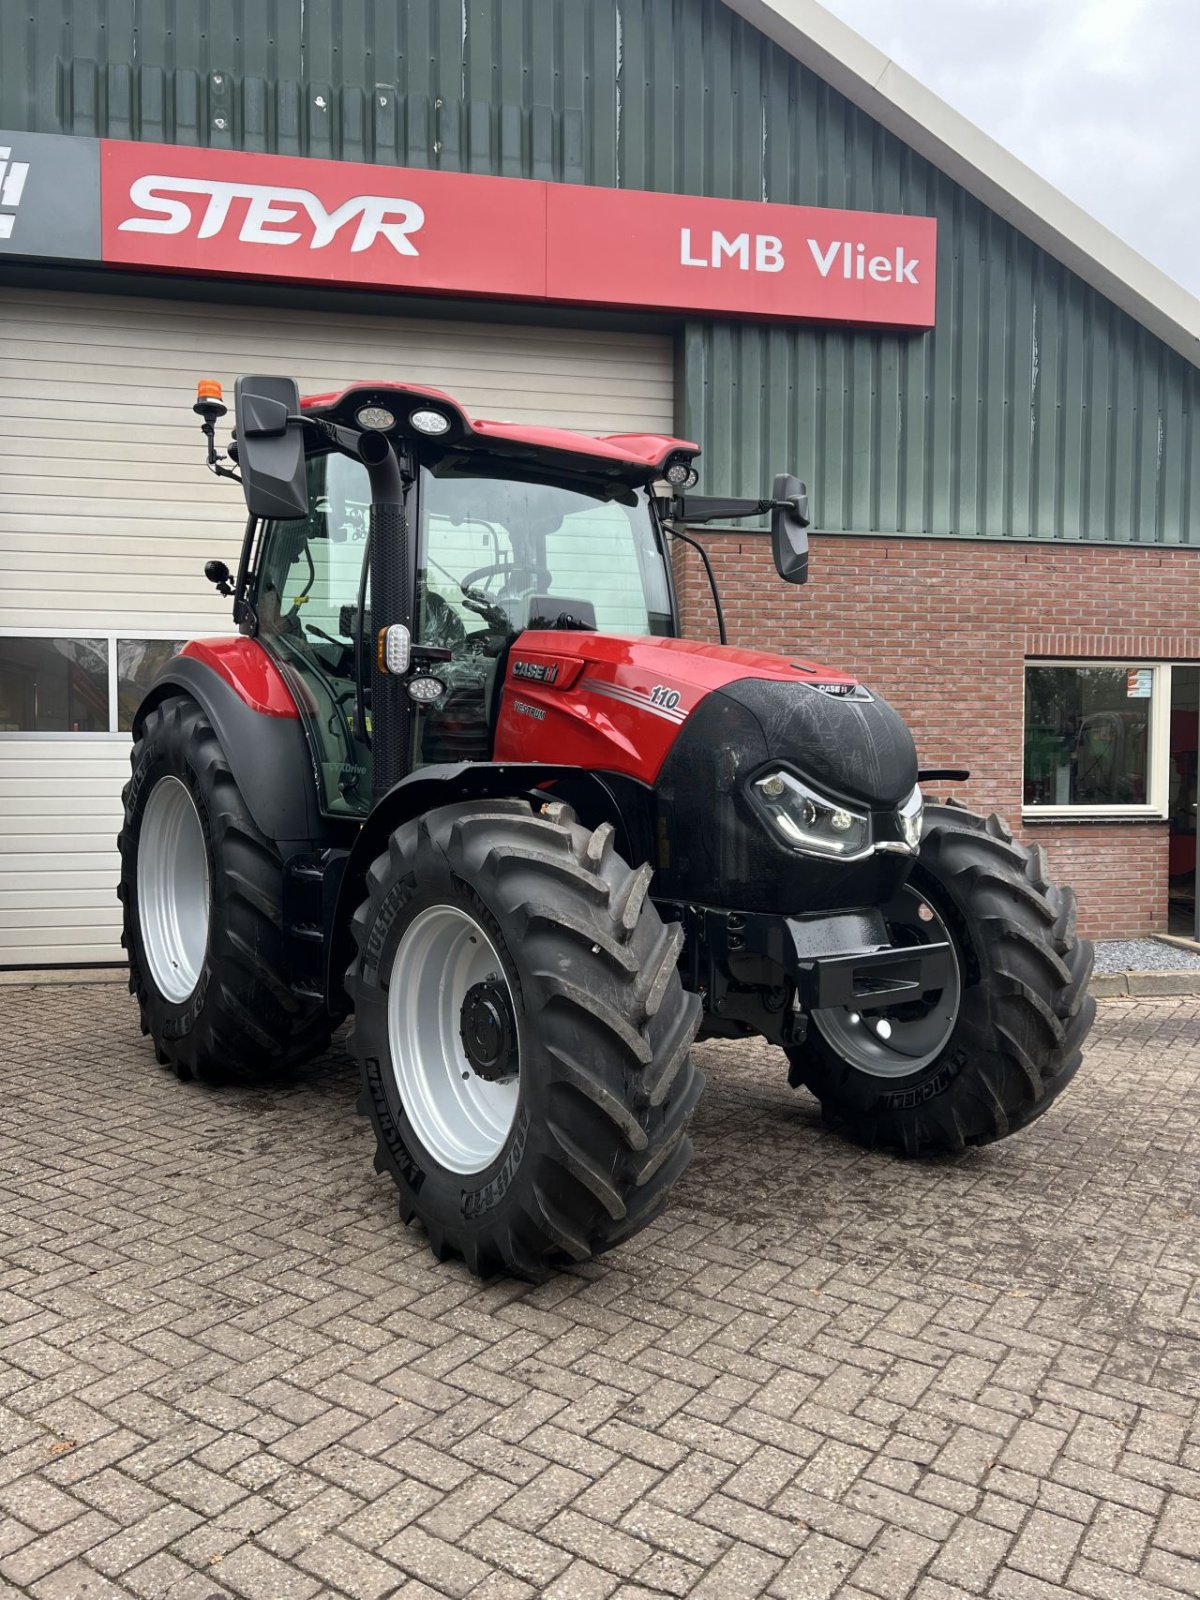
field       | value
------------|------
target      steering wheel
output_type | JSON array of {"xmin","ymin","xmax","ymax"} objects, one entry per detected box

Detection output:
[
  {"xmin": 461, "ymin": 561, "xmax": 509, "ymax": 592},
  {"xmin": 461, "ymin": 560, "xmax": 552, "ymax": 595}
]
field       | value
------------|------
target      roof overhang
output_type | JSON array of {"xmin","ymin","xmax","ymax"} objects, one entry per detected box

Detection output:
[
  {"xmin": 300, "ymin": 382, "xmax": 699, "ymax": 482},
  {"xmin": 723, "ymin": 0, "xmax": 1200, "ymax": 368}
]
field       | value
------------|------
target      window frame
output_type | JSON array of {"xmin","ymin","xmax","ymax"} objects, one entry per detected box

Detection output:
[
  {"xmin": 0, "ymin": 627, "xmax": 213, "ymax": 740},
  {"xmin": 1022, "ymin": 658, "xmax": 1172, "ymax": 820}
]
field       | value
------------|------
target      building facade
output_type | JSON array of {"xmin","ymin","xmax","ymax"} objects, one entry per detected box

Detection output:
[{"xmin": 1, "ymin": 0, "xmax": 1198, "ymax": 963}]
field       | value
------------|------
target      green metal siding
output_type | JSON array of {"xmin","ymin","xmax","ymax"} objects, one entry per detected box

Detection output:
[
  {"xmin": 684, "ymin": 209, "xmax": 1200, "ymax": 543},
  {"xmin": 1, "ymin": 0, "xmax": 1196, "ymax": 543}
]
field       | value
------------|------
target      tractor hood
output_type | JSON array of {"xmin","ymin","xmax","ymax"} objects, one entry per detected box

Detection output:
[
  {"xmin": 491, "ymin": 631, "xmax": 920, "ymax": 916},
  {"xmin": 494, "ymin": 632, "xmax": 916, "ymax": 805}
]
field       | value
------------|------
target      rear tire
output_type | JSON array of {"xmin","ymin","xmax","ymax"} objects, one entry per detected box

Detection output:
[
  {"xmin": 349, "ymin": 799, "xmax": 704, "ymax": 1279},
  {"xmin": 787, "ymin": 803, "xmax": 1095, "ymax": 1153},
  {"xmin": 119, "ymin": 694, "xmax": 334, "ymax": 1084}
]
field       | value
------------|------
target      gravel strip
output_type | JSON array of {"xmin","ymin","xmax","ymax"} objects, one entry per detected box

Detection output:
[{"xmin": 1093, "ymin": 937, "xmax": 1200, "ymax": 973}]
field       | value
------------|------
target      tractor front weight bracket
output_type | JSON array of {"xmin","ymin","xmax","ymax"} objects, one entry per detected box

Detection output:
[{"xmin": 661, "ymin": 901, "xmax": 952, "ymax": 1046}]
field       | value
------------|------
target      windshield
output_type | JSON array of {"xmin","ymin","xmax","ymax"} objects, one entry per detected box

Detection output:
[
  {"xmin": 417, "ymin": 465, "xmax": 675, "ymax": 645},
  {"xmin": 411, "ymin": 463, "xmax": 675, "ymax": 768}
]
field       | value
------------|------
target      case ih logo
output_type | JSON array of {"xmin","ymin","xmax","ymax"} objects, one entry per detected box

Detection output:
[
  {"xmin": 118, "ymin": 175, "xmax": 426, "ymax": 256},
  {"xmin": 511, "ymin": 659, "xmax": 560, "ymax": 685},
  {"xmin": 0, "ymin": 146, "xmax": 29, "ymax": 240},
  {"xmin": 0, "ymin": 131, "xmax": 938, "ymax": 326}
]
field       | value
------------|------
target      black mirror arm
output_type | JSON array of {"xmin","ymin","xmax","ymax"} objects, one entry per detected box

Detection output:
[
  {"xmin": 300, "ymin": 416, "xmax": 413, "ymax": 499},
  {"xmin": 666, "ymin": 524, "xmax": 727, "ymax": 647},
  {"xmin": 301, "ymin": 415, "xmax": 362, "ymax": 455},
  {"xmin": 669, "ymin": 495, "xmax": 777, "ymax": 525}
]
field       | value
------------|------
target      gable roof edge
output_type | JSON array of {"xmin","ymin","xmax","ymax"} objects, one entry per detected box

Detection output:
[{"xmin": 723, "ymin": 0, "xmax": 1200, "ymax": 368}]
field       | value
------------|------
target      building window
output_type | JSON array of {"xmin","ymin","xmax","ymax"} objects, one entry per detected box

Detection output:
[
  {"xmin": 0, "ymin": 634, "xmax": 193, "ymax": 736},
  {"xmin": 1024, "ymin": 662, "xmax": 1167, "ymax": 815},
  {"xmin": 117, "ymin": 639, "xmax": 186, "ymax": 732},
  {"xmin": 0, "ymin": 636, "xmax": 109, "ymax": 732}
]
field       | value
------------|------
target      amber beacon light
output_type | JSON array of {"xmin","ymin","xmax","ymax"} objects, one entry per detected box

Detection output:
[{"xmin": 193, "ymin": 378, "xmax": 227, "ymax": 422}]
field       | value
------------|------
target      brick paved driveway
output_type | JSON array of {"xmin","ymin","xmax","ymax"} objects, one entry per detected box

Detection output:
[{"xmin": 1, "ymin": 984, "xmax": 1198, "ymax": 1600}]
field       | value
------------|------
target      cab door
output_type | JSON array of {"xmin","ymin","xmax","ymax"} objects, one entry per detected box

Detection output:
[{"xmin": 253, "ymin": 449, "xmax": 374, "ymax": 816}]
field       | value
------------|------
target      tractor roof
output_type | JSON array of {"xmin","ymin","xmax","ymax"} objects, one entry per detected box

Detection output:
[{"xmin": 299, "ymin": 381, "xmax": 699, "ymax": 482}]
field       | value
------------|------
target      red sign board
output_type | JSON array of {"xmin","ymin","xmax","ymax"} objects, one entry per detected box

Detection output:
[
  {"xmin": 546, "ymin": 184, "xmax": 935, "ymax": 326},
  {"xmin": 98, "ymin": 139, "xmax": 936, "ymax": 328}
]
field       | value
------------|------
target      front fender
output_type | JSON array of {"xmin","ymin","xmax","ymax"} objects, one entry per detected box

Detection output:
[
  {"xmin": 133, "ymin": 652, "xmax": 327, "ymax": 845},
  {"xmin": 326, "ymin": 762, "xmax": 621, "ymax": 1010}
]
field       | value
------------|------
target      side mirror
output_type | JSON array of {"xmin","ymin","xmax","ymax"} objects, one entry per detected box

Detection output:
[
  {"xmin": 234, "ymin": 375, "xmax": 308, "ymax": 520},
  {"xmin": 771, "ymin": 472, "xmax": 810, "ymax": 585}
]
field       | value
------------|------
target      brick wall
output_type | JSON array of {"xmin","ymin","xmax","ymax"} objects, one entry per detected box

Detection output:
[{"xmin": 671, "ymin": 534, "xmax": 1200, "ymax": 937}]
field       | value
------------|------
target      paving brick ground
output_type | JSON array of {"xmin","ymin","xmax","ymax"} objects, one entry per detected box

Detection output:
[{"xmin": 1, "ymin": 984, "xmax": 1199, "ymax": 1600}]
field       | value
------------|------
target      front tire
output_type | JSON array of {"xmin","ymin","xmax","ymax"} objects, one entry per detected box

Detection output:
[
  {"xmin": 119, "ymin": 694, "xmax": 334, "ymax": 1083},
  {"xmin": 787, "ymin": 804, "xmax": 1095, "ymax": 1153},
  {"xmin": 349, "ymin": 799, "xmax": 704, "ymax": 1279}
]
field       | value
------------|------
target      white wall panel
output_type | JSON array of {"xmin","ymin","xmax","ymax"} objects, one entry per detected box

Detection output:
[{"xmin": 0, "ymin": 286, "xmax": 674, "ymax": 963}]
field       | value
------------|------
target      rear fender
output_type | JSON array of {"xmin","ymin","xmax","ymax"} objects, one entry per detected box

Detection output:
[
  {"xmin": 327, "ymin": 762, "xmax": 635, "ymax": 1010},
  {"xmin": 133, "ymin": 653, "xmax": 325, "ymax": 844}
]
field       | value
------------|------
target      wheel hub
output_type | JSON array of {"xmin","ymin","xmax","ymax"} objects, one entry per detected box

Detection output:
[
  {"xmin": 460, "ymin": 979, "xmax": 518, "ymax": 1083},
  {"xmin": 812, "ymin": 885, "xmax": 962, "ymax": 1079}
]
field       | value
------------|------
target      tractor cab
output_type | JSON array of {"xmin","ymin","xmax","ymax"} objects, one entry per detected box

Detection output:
[
  {"xmin": 246, "ymin": 407, "xmax": 680, "ymax": 815},
  {"xmin": 214, "ymin": 375, "xmax": 810, "ymax": 821}
]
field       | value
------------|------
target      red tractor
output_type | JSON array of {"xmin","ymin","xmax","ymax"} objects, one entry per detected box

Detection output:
[{"xmin": 119, "ymin": 376, "xmax": 1095, "ymax": 1277}]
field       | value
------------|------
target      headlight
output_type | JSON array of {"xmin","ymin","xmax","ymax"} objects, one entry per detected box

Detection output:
[
  {"xmin": 410, "ymin": 407, "xmax": 451, "ymax": 436},
  {"xmin": 898, "ymin": 785, "xmax": 924, "ymax": 851},
  {"xmin": 356, "ymin": 405, "xmax": 396, "ymax": 430},
  {"xmin": 751, "ymin": 770, "xmax": 870, "ymax": 857}
]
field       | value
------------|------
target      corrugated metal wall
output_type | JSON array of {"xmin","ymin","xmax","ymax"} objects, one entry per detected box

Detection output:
[{"xmin": 1, "ymin": 0, "xmax": 1196, "ymax": 543}]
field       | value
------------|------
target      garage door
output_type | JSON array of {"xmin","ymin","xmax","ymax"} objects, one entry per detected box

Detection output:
[{"xmin": 0, "ymin": 286, "xmax": 675, "ymax": 965}]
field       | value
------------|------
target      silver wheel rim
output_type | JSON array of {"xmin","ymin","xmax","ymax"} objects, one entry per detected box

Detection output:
[
  {"xmin": 812, "ymin": 884, "xmax": 962, "ymax": 1079},
  {"xmin": 386, "ymin": 904, "xmax": 520, "ymax": 1175},
  {"xmin": 137, "ymin": 775, "xmax": 211, "ymax": 1004}
]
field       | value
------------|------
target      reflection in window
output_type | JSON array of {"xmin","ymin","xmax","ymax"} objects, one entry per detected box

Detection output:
[
  {"xmin": 1024, "ymin": 665, "xmax": 1152, "ymax": 807},
  {"xmin": 414, "ymin": 466, "xmax": 675, "ymax": 769},
  {"xmin": 118, "ymin": 640, "xmax": 186, "ymax": 732},
  {"xmin": 0, "ymin": 636, "xmax": 108, "ymax": 732}
]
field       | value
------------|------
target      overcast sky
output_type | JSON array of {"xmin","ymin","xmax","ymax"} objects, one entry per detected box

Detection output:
[{"xmin": 819, "ymin": 0, "xmax": 1200, "ymax": 298}]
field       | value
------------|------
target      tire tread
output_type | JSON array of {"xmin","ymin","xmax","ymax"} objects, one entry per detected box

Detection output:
[
  {"xmin": 350, "ymin": 799, "xmax": 702, "ymax": 1278},
  {"xmin": 119, "ymin": 695, "xmax": 334, "ymax": 1084},
  {"xmin": 790, "ymin": 802, "xmax": 1094, "ymax": 1154}
]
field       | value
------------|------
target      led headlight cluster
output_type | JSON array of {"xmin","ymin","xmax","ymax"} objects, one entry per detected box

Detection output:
[
  {"xmin": 752, "ymin": 773, "xmax": 925, "ymax": 859},
  {"xmin": 752, "ymin": 770, "xmax": 870, "ymax": 857},
  {"xmin": 663, "ymin": 453, "xmax": 700, "ymax": 488}
]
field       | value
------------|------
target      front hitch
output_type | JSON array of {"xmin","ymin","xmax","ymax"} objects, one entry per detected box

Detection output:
[
  {"xmin": 791, "ymin": 939, "xmax": 953, "ymax": 1011},
  {"xmin": 665, "ymin": 902, "xmax": 953, "ymax": 1047}
]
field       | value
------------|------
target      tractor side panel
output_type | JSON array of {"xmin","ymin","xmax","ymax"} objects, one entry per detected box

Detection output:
[
  {"xmin": 134, "ymin": 646, "xmax": 325, "ymax": 844},
  {"xmin": 492, "ymin": 644, "xmax": 701, "ymax": 784}
]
